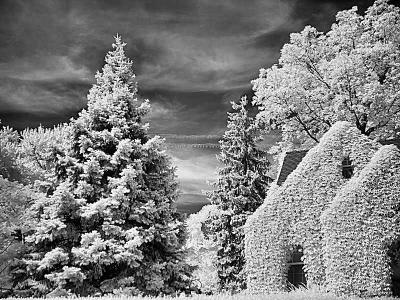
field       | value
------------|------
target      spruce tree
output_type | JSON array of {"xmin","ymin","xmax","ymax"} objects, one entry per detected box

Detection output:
[
  {"xmin": 206, "ymin": 96, "xmax": 272, "ymax": 293},
  {"xmin": 12, "ymin": 36, "xmax": 192, "ymax": 297}
]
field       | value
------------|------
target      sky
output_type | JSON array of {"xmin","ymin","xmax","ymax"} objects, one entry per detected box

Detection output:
[{"xmin": 0, "ymin": 0, "xmax": 383, "ymax": 206}]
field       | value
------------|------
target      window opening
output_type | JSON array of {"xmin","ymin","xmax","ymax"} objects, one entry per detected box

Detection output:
[
  {"xmin": 342, "ymin": 156, "xmax": 353, "ymax": 179},
  {"xmin": 389, "ymin": 239, "xmax": 400, "ymax": 297},
  {"xmin": 287, "ymin": 245, "xmax": 306, "ymax": 288}
]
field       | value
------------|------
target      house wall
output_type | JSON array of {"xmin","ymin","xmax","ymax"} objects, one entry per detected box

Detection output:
[
  {"xmin": 244, "ymin": 122, "xmax": 381, "ymax": 293},
  {"xmin": 322, "ymin": 145, "xmax": 400, "ymax": 297}
]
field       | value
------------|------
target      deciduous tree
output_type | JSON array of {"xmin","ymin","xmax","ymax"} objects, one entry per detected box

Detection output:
[
  {"xmin": 253, "ymin": 0, "xmax": 400, "ymax": 151},
  {"xmin": 18, "ymin": 124, "xmax": 71, "ymax": 191}
]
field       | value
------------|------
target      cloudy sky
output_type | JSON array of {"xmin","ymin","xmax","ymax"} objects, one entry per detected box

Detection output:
[{"xmin": 0, "ymin": 0, "xmax": 382, "ymax": 206}]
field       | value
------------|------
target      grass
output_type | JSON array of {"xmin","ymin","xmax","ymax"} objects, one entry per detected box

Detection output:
[{"xmin": 5, "ymin": 288, "xmax": 399, "ymax": 300}]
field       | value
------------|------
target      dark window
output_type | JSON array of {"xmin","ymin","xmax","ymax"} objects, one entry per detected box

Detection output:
[
  {"xmin": 342, "ymin": 156, "xmax": 353, "ymax": 179},
  {"xmin": 389, "ymin": 239, "xmax": 400, "ymax": 297},
  {"xmin": 287, "ymin": 245, "xmax": 306, "ymax": 288}
]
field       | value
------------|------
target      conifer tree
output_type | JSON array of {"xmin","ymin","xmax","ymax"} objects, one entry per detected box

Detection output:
[
  {"xmin": 206, "ymin": 97, "xmax": 272, "ymax": 293},
  {"xmin": 12, "ymin": 36, "xmax": 192, "ymax": 297}
]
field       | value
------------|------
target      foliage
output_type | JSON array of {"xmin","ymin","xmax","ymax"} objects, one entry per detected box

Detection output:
[
  {"xmin": 0, "ymin": 176, "xmax": 41, "ymax": 297},
  {"xmin": 18, "ymin": 124, "xmax": 71, "ymax": 192},
  {"xmin": 206, "ymin": 97, "xmax": 272, "ymax": 293},
  {"xmin": 0, "ymin": 123, "xmax": 70, "ymax": 296},
  {"xmin": 0, "ymin": 126, "xmax": 24, "ymax": 183},
  {"xmin": 245, "ymin": 122, "xmax": 384, "ymax": 294},
  {"xmin": 322, "ymin": 145, "xmax": 400, "ymax": 297},
  {"xmin": 252, "ymin": 0, "xmax": 400, "ymax": 151},
  {"xmin": 0, "ymin": 124, "xmax": 70, "ymax": 187},
  {"xmin": 185, "ymin": 205, "xmax": 220, "ymax": 294},
  {"xmin": 6, "ymin": 286, "xmax": 400, "ymax": 300},
  {"xmin": 11, "ymin": 36, "xmax": 193, "ymax": 297}
]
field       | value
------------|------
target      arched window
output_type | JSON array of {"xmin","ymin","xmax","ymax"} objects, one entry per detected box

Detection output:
[
  {"xmin": 287, "ymin": 245, "xmax": 306, "ymax": 288},
  {"xmin": 342, "ymin": 156, "xmax": 353, "ymax": 179}
]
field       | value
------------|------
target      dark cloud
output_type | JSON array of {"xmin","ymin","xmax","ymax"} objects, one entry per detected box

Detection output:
[
  {"xmin": 0, "ymin": 111, "xmax": 77, "ymax": 130},
  {"xmin": 145, "ymin": 89, "xmax": 234, "ymax": 135},
  {"xmin": 285, "ymin": 0, "xmax": 377, "ymax": 32},
  {"xmin": 0, "ymin": 0, "xmax": 291, "ymax": 92},
  {"xmin": 0, "ymin": 0, "xmax": 395, "ymax": 131},
  {"xmin": 252, "ymin": 28, "xmax": 292, "ymax": 50},
  {"xmin": 0, "ymin": 0, "xmax": 398, "ymax": 198}
]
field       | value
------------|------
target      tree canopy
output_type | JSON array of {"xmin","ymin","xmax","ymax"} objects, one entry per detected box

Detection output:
[{"xmin": 253, "ymin": 0, "xmax": 400, "ymax": 151}]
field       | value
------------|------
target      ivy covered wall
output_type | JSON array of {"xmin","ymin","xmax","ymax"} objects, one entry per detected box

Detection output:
[
  {"xmin": 244, "ymin": 122, "xmax": 386, "ymax": 294},
  {"xmin": 322, "ymin": 145, "xmax": 400, "ymax": 297}
]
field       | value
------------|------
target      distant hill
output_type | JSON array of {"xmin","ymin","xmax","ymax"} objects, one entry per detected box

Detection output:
[{"xmin": 176, "ymin": 193, "xmax": 210, "ymax": 215}]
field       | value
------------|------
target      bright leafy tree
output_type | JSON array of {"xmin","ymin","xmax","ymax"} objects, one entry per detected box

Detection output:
[
  {"xmin": 0, "ymin": 124, "xmax": 69, "ymax": 295},
  {"xmin": 0, "ymin": 176, "xmax": 40, "ymax": 297},
  {"xmin": 0, "ymin": 126, "xmax": 23, "ymax": 183},
  {"xmin": 185, "ymin": 204, "xmax": 221, "ymax": 294},
  {"xmin": 18, "ymin": 124, "xmax": 71, "ymax": 192},
  {"xmin": 12, "ymin": 36, "xmax": 192, "ymax": 297},
  {"xmin": 206, "ymin": 97, "xmax": 272, "ymax": 293},
  {"xmin": 253, "ymin": 0, "xmax": 400, "ymax": 151},
  {"xmin": 0, "ymin": 123, "xmax": 70, "ymax": 187}
]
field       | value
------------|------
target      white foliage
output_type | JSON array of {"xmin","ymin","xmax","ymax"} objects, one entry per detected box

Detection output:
[
  {"xmin": 185, "ymin": 205, "xmax": 220, "ymax": 294},
  {"xmin": 322, "ymin": 145, "xmax": 400, "ymax": 297},
  {"xmin": 244, "ymin": 121, "xmax": 399, "ymax": 296},
  {"xmin": 253, "ymin": 0, "xmax": 400, "ymax": 151}
]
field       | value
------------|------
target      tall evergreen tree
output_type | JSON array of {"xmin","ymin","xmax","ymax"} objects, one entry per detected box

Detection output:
[
  {"xmin": 206, "ymin": 97, "xmax": 272, "ymax": 293},
  {"xmin": 12, "ymin": 36, "xmax": 192, "ymax": 297}
]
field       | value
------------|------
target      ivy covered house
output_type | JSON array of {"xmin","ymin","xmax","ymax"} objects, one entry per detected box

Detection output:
[{"xmin": 244, "ymin": 121, "xmax": 400, "ymax": 297}]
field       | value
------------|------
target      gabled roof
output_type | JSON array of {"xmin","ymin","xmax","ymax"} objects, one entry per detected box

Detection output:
[
  {"xmin": 276, "ymin": 150, "xmax": 308, "ymax": 185},
  {"xmin": 276, "ymin": 139, "xmax": 400, "ymax": 186},
  {"xmin": 380, "ymin": 139, "xmax": 400, "ymax": 149}
]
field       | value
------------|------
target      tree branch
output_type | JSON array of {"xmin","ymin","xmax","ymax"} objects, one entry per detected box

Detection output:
[{"xmin": 291, "ymin": 111, "xmax": 319, "ymax": 143}]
